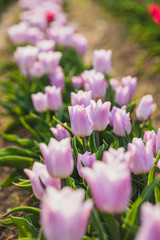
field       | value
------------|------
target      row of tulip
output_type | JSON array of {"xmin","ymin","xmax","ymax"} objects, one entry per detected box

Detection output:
[{"xmin": 0, "ymin": 0, "xmax": 160, "ymax": 240}]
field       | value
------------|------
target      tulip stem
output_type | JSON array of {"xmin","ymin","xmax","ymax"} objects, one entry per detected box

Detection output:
[
  {"xmin": 82, "ymin": 138, "xmax": 87, "ymax": 153},
  {"xmin": 92, "ymin": 208, "xmax": 108, "ymax": 240},
  {"xmin": 96, "ymin": 131, "xmax": 100, "ymax": 148}
]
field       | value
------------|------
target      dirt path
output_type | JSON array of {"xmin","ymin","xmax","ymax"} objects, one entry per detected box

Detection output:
[{"xmin": 67, "ymin": 0, "xmax": 160, "ymax": 128}]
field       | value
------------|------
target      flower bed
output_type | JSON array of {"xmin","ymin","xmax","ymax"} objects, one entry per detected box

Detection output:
[{"xmin": 0, "ymin": 0, "xmax": 160, "ymax": 239}]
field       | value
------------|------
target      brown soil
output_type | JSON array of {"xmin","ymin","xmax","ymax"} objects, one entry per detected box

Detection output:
[
  {"xmin": 67, "ymin": 0, "xmax": 160, "ymax": 128},
  {"xmin": 0, "ymin": 3, "xmax": 32, "ymax": 239}
]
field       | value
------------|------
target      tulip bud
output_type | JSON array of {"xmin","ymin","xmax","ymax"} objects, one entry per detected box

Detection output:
[
  {"xmin": 128, "ymin": 138, "xmax": 154, "ymax": 174},
  {"xmin": 121, "ymin": 76, "xmax": 137, "ymax": 96},
  {"xmin": 31, "ymin": 92, "xmax": 48, "ymax": 113},
  {"xmin": 82, "ymin": 161, "xmax": 131, "ymax": 213},
  {"xmin": 109, "ymin": 78, "xmax": 119, "ymax": 91},
  {"xmin": 90, "ymin": 99, "xmax": 111, "ymax": 131},
  {"xmin": 71, "ymin": 90, "xmax": 92, "ymax": 107},
  {"xmin": 45, "ymin": 86, "xmax": 62, "ymax": 111},
  {"xmin": 71, "ymin": 75, "xmax": 83, "ymax": 89},
  {"xmin": 93, "ymin": 49, "xmax": 112, "ymax": 75},
  {"xmin": 36, "ymin": 40, "xmax": 55, "ymax": 52},
  {"xmin": 30, "ymin": 61, "xmax": 45, "ymax": 78},
  {"xmin": 70, "ymin": 34, "xmax": 88, "ymax": 55},
  {"xmin": 115, "ymin": 86, "xmax": 131, "ymax": 106},
  {"xmin": 82, "ymin": 70, "xmax": 107, "ymax": 100},
  {"xmin": 41, "ymin": 187, "xmax": 93, "ymax": 240},
  {"xmin": 68, "ymin": 105, "xmax": 93, "ymax": 137},
  {"xmin": 143, "ymin": 130, "xmax": 156, "ymax": 154},
  {"xmin": 24, "ymin": 162, "xmax": 61, "ymax": 200},
  {"xmin": 50, "ymin": 123, "xmax": 70, "ymax": 141},
  {"xmin": 135, "ymin": 202, "xmax": 160, "ymax": 240},
  {"xmin": 136, "ymin": 95, "xmax": 156, "ymax": 122},
  {"xmin": 8, "ymin": 22, "xmax": 28, "ymax": 44},
  {"xmin": 113, "ymin": 108, "xmax": 131, "ymax": 137},
  {"xmin": 40, "ymin": 138, "xmax": 74, "ymax": 178},
  {"xmin": 77, "ymin": 152, "xmax": 96, "ymax": 177},
  {"xmin": 103, "ymin": 147, "xmax": 130, "ymax": 166}
]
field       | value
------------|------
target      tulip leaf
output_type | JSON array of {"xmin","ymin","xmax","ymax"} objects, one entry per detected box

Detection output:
[
  {"xmin": 0, "ymin": 218, "xmax": 13, "ymax": 225},
  {"xmin": 89, "ymin": 131, "xmax": 97, "ymax": 153},
  {"xmin": 52, "ymin": 116, "xmax": 72, "ymax": 134},
  {"xmin": 0, "ymin": 155, "xmax": 35, "ymax": 169},
  {"xmin": 11, "ymin": 216, "xmax": 38, "ymax": 238},
  {"xmin": 96, "ymin": 144, "xmax": 106, "ymax": 160},
  {"xmin": 0, "ymin": 146, "xmax": 39, "ymax": 159},
  {"xmin": 13, "ymin": 180, "xmax": 32, "ymax": 191},
  {"xmin": 0, "ymin": 169, "xmax": 20, "ymax": 187},
  {"xmin": 72, "ymin": 136, "xmax": 79, "ymax": 161},
  {"xmin": 1, "ymin": 206, "xmax": 40, "ymax": 218}
]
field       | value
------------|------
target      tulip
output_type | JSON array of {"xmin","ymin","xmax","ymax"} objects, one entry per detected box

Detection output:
[
  {"xmin": 115, "ymin": 86, "xmax": 131, "ymax": 106},
  {"xmin": 50, "ymin": 123, "xmax": 70, "ymax": 141},
  {"xmin": 24, "ymin": 162, "xmax": 61, "ymax": 200},
  {"xmin": 93, "ymin": 49, "xmax": 112, "ymax": 75},
  {"xmin": 103, "ymin": 147, "xmax": 130, "ymax": 166},
  {"xmin": 71, "ymin": 76, "xmax": 83, "ymax": 89},
  {"xmin": 143, "ymin": 130, "xmax": 156, "ymax": 154},
  {"xmin": 156, "ymin": 128, "xmax": 160, "ymax": 154},
  {"xmin": 128, "ymin": 138, "xmax": 154, "ymax": 174},
  {"xmin": 82, "ymin": 161, "xmax": 131, "ymax": 213},
  {"xmin": 113, "ymin": 108, "xmax": 131, "ymax": 137},
  {"xmin": 71, "ymin": 34, "xmax": 88, "ymax": 55},
  {"xmin": 26, "ymin": 27, "xmax": 44, "ymax": 44},
  {"xmin": 121, "ymin": 75, "xmax": 137, "ymax": 96},
  {"xmin": 38, "ymin": 51, "xmax": 62, "ymax": 75},
  {"xmin": 31, "ymin": 92, "xmax": 48, "ymax": 113},
  {"xmin": 40, "ymin": 138, "xmax": 74, "ymax": 178},
  {"xmin": 136, "ymin": 95, "xmax": 156, "ymax": 122},
  {"xmin": 82, "ymin": 70, "xmax": 107, "ymax": 100},
  {"xmin": 49, "ymin": 66, "xmax": 65, "ymax": 89},
  {"xmin": 41, "ymin": 186, "xmax": 93, "ymax": 240},
  {"xmin": 71, "ymin": 90, "xmax": 92, "ymax": 107},
  {"xmin": 90, "ymin": 99, "xmax": 111, "ymax": 131},
  {"xmin": 77, "ymin": 152, "xmax": 96, "ymax": 177},
  {"xmin": 36, "ymin": 40, "xmax": 55, "ymax": 52},
  {"xmin": 68, "ymin": 105, "xmax": 93, "ymax": 137},
  {"xmin": 8, "ymin": 22, "xmax": 28, "ymax": 44},
  {"xmin": 45, "ymin": 86, "xmax": 62, "ymax": 111},
  {"xmin": 135, "ymin": 202, "xmax": 160, "ymax": 240},
  {"xmin": 30, "ymin": 61, "xmax": 45, "ymax": 78},
  {"xmin": 109, "ymin": 78, "xmax": 119, "ymax": 90}
]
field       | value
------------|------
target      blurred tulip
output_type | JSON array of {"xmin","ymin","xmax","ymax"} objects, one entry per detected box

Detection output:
[
  {"xmin": 45, "ymin": 86, "xmax": 62, "ymax": 111},
  {"xmin": 143, "ymin": 130, "xmax": 156, "ymax": 154},
  {"xmin": 49, "ymin": 66, "xmax": 65, "ymax": 89},
  {"xmin": 71, "ymin": 75, "xmax": 83, "ymax": 89},
  {"xmin": 115, "ymin": 85, "xmax": 131, "ymax": 106},
  {"xmin": 93, "ymin": 49, "xmax": 112, "ymax": 75},
  {"xmin": 40, "ymin": 138, "xmax": 74, "ymax": 178},
  {"xmin": 113, "ymin": 108, "xmax": 131, "ymax": 137},
  {"xmin": 31, "ymin": 92, "xmax": 48, "ymax": 112},
  {"xmin": 71, "ymin": 90, "xmax": 92, "ymax": 107},
  {"xmin": 24, "ymin": 162, "xmax": 61, "ymax": 200},
  {"xmin": 82, "ymin": 161, "xmax": 131, "ymax": 213},
  {"xmin": 135, "ymin": 202, "xmax": 160, "ymax": 240},
  {"xmin": 30, "ymin": 61, "xmax": 45, "ymax": 78},
  {"xmin": 41, "ymin": 187, "xmax": 93, "ymax": 240},
  {"xmin": 36, "ymin": 40, "xmax": 55, "ymax": 52},
  {"xmin": 121, "ymin": 75, "xmax": 137, "ymax": 96},
  {"xmin": 103, "ymin": 147, "xmax": 130, "ymax": 166}
]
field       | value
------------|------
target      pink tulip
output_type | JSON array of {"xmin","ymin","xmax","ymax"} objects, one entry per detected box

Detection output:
[
  {"xmin": 115, "ymin": 86, "xmax": 131, "ymax": 106},
  {"xmin": 128, "ymin": 138, "xmax": 154, "ymax": 174},
  {"xmin": 121, "ymin": 76, "xmax": 137, "ymax": 96},
  {"xmin": 109, "ymin": 78, "xmax": 119, "ymax": 90},
  {"xmin": 82, "ymin": 161, "xmax": 131, "ymax": 213},
  {"xmin": 82, "ymin": 70, "xmax": 107, "ymax": 100},
  {"xmin": 143, "ymin": 130, "xmax": 156, "ymax": 154},
  {"xmin": 40, "ymin": 138, "xmax": 74, "ymax": 178},
  {"xmin": 103, "ymin": 147, "xmax": 130, "ymax": 166},
  {"xmin": 156, "ymin": 129, "xmax": 160, "ymax": 155},
  {"xmin": 8, "ymin": 22, "xmax": 28, "ymax": 44},
  {"xmin": 93, "ymin": 49, "xmax": 112, "ymax": 75},
  {"xmin": 71, "ymin": 76, "xmax": 83, "ymax": 89},
  {"xmin": 50, "ymin": 123, "xmax": 70, "ymax": 141},
  {"xmin": 38, "ymin": 51, "xmax": 62, "ymax": 75},
  {"xmin": 49, "ymin": 66, "xmax": 65, "ymax": 89},
  {"xmin": 71, "ymin": 34, "xmax": 88, "ymax": 55},
  {"xmin": 45, "ymin": 86, "xmax": 62, "ymax": 111},
  {"xmin": 41, "ymin": 186, "xmax": 93, "ymax": 240},
  {"xmin": 36, "ymin": 40, "xmax": 55, "ymax": 52},
  {"xmin": 26, "ymin": 27, "xmax": 44, "ymax": 44},
  {"xmin": 136, "ymin": 95, "xmax": 156, "ymax": 122},
  {"xmin": 71, "ymin": 90, "xmax": 92, "ymax": 107},
  {"xmin": 135, "ymin": 202, "xmax": 160, "ymax": 240},
  {"xmin": 68, "ymin": 105, "xmax": 93, "ymax": 137},
  {"xmin": 30, "ymin": 61, "xmax": 45, "ymax": 78},
  {"xmin": 113, "ymin": 108, "xmax": 131, "ymax": 137},
  {"xmin": 24, "ymin": 162, "xmax": 61, "ymax": 200},
  {"xmin": 31, "ymin": 92, "xmax": 48, "ymax": 113},
  {"xmin": 90, "ymin": 99, "xmax": 111, "ymax": 131},
  {"xmin": 77, "ymin": 152, "xmax": 96, "ymax": 177}
]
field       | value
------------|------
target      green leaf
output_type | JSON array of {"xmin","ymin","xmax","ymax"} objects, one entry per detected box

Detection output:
[
  {"xmin": 96, "ymin": 144, "xmax": 106, "ymax": 160},
  {"xmin": 72, "ymin": 136, "xmax": 78, "ymax": 161},
  {"xmin": 13, "ymin": 180, "xmax": 32, "ymax": 191},
  {"xmin": 66, "ymin": 177, "xmax": 77, "ymax": 190},
  {"xmin": 89, "ymin": 131, "xmax": 97, "ymax": 153},
  {"xmin": 0, "ymin": 155, "xmax": 35, "ymax": 169},
  {"xmin": 1, "ymin": 206, "xmax": 40, "ymax": 218},
  {"xmin": 52, "ymin": 116, "xmax": 72, "ymax": 134},
  {"xmin": 0, "ymin": 169, "xmax": 20, "ymax": 187},
  {"xmin": 0, "ymin": 146, "xmax": 39, "ymax": 159},
  {"xmin": 11, "ymin": 216, "xmax": 38, "ymax": 238}
]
